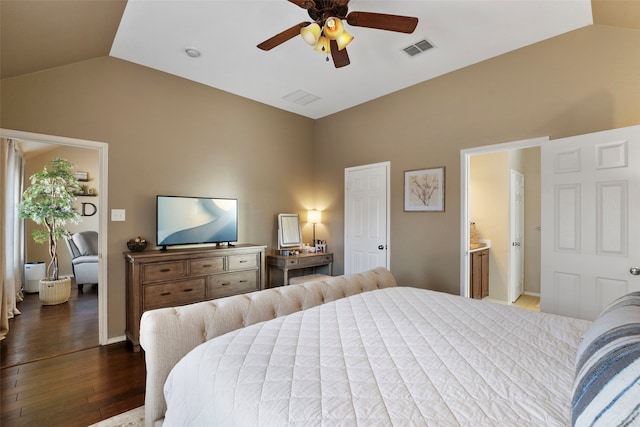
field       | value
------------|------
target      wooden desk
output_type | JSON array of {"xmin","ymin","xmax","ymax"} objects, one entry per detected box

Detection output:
[{"xmin": 267, "ymin": 252, "xmax": 333, "ymax": 287}]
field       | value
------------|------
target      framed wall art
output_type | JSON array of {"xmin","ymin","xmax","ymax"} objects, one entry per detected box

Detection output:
[
  {"xmin": 404, "ymin": 166, "xmax": 445, "ymax": 212},
  {"xmin": 74, "ymin": 171, "xmax": 88, "ymax": 181}
]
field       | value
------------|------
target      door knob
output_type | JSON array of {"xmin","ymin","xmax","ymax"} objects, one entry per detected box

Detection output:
[
  {"xmin": 631, "ymin": 267, "xmax": 640, "ymax": 276},
  {"xmin": 378, "ymin": 245, "xmax": 385, "ymax": 250}
]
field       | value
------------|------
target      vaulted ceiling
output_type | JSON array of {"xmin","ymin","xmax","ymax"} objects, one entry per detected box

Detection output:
[{"xmin": 1, "ymin": 1, "xmax": 638, "ymax": 119}]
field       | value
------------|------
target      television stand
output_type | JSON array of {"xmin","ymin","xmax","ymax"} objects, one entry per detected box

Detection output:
[{"xmin": 124, "ymin": 243, "xmax": 266, "ymax": 351}]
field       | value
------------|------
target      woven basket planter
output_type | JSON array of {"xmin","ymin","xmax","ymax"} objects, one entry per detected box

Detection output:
[{"xmin": 39, "ymin": 277, "xmax": 72, "ymax": 305}]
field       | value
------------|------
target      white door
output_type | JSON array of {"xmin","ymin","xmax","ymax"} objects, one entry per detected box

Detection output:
[
  {"xmin": 509, "ymin": 169, "xmax": 525, "ymax": 303},
  {"xmin": 344, "ymin": 162, "xmax": 390, "ymax": 275},
  {"xmin": 541, "ymin": 125, "xmax": 640, "ymax": 320}
]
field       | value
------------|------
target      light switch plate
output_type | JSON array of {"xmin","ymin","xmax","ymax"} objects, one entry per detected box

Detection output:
[{"xmin": 111, "ymin": 209, "xmax": 126, "ymax": 222}]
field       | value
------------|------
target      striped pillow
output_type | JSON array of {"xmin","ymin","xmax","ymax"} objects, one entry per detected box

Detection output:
[{"xmin": 572, "ymin": 292, "xmax": 640, "ymax": 426}]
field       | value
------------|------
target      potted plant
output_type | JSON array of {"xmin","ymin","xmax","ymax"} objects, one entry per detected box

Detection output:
[{"xmin": 18, "ymin": 157, "xmax": 81, "ymax": 305}]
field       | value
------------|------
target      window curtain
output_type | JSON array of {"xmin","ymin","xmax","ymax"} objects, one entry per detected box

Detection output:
[{"xmin": 1, "ymin": 138, "xmax": 25, "ymax": 340}]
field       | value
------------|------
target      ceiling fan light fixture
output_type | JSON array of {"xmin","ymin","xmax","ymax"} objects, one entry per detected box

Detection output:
[
  {"xmin": 314, "ymin": 36, "xmax": 330, "ymax": 53},
  {"xmin": 323, "ymin": 17, "xmax": 344, "ymax": 40},
  {"xmin": 300, "ymin": 23, "xmax": 321, "ymax": 46},
  {"xmin": 335, "ymin": 30, "xmax": 353, "ymax": 50}
]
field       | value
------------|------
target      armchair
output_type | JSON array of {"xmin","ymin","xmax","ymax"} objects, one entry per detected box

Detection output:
[{"xmin": 65, "ymin": 231, "xmax": 99, "ymax": 291}]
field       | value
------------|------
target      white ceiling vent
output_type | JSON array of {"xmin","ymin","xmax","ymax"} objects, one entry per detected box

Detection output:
[
  {"xmin": 403, "ymin": 39, "xmax": 435, "ymax": 57},
  {"xmin": 283, "ymin": 90, "xmax": 321, "ymax": 106}
]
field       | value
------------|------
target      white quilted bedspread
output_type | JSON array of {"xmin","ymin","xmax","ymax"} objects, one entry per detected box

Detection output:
[{"xmin": 164, "ymin": 287, "xmax": 591, "ymax": 426}]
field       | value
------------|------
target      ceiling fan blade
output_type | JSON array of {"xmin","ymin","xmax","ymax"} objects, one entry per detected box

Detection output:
[
  {"xmin": 334, "ymin": 0, "xmax": 350, "ymax": 6},
  {"xmin": 257, "ymin": 22, "xmax": 310, "ymax": 51},
  {"xmin": 330, "ymin": 40, "xmax": 350, "ymax": 68},
  {"xmin": 346, "ymin": 12, "xmax": 418, "ymax": 34},
  {"xmin": 288, "ymin": 0, "xmax": 316, "ymax": 9}
]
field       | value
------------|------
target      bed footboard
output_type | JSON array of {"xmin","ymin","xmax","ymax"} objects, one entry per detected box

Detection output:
[{"xmin": 140, "ymin": 267, "xmax": 397, "ymax": 427}]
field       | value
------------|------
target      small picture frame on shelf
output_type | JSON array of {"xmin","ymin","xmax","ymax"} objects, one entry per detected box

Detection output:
[
  {"xmin": 74, "ymin": 171, "xmax": 88, "ymax": 181},
  {"xmin": 87, "ymin": 188, "xmax": 95, "ymax": 195}
]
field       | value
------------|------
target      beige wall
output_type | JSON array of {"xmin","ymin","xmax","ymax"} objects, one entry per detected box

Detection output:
[
  {"xmin": 470, "ymin": 151, "xmax": 509, "ymax": 302},
  {"xmin": 522, "ymin": 147, "xmax": 541, "ymax": 295},
  {"xmin": 2, "ymin": 23, "xmax": 640, "ymax": 339},
  {"xmin": 469, "ymin": 146, "xmax": 541, "ymax": 303},
  {"xmin": 2, "ymin": 57, "xmax": 315, "ymax": 338},
  {"xmin": 314, "ymin": 24, "xmax": 640, "ymax": 292},
  {"xmin": 23, "ymin": 145, "xmax": 99, "ymax": 277}
]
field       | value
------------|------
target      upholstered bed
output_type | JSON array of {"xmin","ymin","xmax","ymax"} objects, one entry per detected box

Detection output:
[{"xmin": 140, "ymin": 268, "xmax": 640, "ymax": 427}]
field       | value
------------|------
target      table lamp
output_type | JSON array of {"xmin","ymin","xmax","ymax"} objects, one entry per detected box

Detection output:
[{"xmin": 307, "ymin": 209, "xmax": 322, "ymax": 245}]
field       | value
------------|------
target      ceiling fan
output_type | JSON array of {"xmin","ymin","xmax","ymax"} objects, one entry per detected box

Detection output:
[{"xmin": 257, "ymin": 0, "xmax": 419, "ymax": 68}]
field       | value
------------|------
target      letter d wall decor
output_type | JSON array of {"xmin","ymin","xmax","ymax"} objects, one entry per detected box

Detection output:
[{"xmin": 81, "ymin": 202, "xmax": 97, "ymax": 217}]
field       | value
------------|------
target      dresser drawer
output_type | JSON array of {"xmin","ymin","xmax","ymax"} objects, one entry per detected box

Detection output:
[
  {"xmin": 298, "ymin": 254, "xmax": 333, "ymax": 267},
  {"xmin": 206, "ymin": 270, "xmax": 258, "ymax": 299},
  {"xmin": 142, "ymin": 261, "xmax": 186, "ymax": 283},
  {"xmin": 228, "ymin": 254, "xmax": 258, "ymax": 270},
  {"xmin": 125, "ymin": 245, "xmax": 265, "ymax": 352},
  {"xmin": 189, "ymin": 257, "xmax": 224, "ymax": 275},
  {"xmin": 143, "ymin": 278, "xmax": 205, "ymax": 310}
]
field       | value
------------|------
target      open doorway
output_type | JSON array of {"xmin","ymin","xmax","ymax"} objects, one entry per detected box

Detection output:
[
  {"xmin": 460, "ymin": 137, "xmax": 546, "ymax": 306},
  {"xmin": 1, "ymin": 129, "xmax": 108, "ymax": 366}
]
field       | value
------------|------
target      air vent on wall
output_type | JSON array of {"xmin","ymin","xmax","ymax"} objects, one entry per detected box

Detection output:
[
  {"xmin": 283, "ymin": 90, "xmax": 321, "ymax": 106},
  {"xmin": 403, "ymin": 38, "xmax": 435, "ymax": 57}
]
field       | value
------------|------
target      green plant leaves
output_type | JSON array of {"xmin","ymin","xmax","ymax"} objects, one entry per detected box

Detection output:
[{"xmin": 18, "ymin": 157, "xmax": 82, "ymax": 280}]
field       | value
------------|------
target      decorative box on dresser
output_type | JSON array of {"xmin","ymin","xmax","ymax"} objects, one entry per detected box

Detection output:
[{"xmin": 125, "ymin": 244, "xmax": 266, "ymax": 351}]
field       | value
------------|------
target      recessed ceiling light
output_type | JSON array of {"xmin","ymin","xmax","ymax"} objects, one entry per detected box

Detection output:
[{"xmin": 185, "ymin": 48, "xmax": 201, "ymax": 58}]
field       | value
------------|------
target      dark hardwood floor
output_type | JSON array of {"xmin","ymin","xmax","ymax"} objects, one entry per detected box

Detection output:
[
  {"xmin": 1, "ymin": 284, "xmax": 99, "ymax": 368},
  {"xmin": 1, "ymin": 284, "xmax": 146, "ymax": 426}
]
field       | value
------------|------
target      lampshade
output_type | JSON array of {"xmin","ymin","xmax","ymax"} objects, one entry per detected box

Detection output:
[
  {"xmin": 323, "ymin": 17, "xmax": 344, "ymax": 40},
  {"xmin": 300, "ymin": 23, "xmax": 321, "ymax": 46},
  {"xmin": 307, "ymin": 210, "xmax": 322, "ymax": 224},
  {"xmin": 335, "ymin": 29, "xmax": 353, "ymax": 51},
  {"xmin": 314, "ymin": 36, "xmax": 330, "ymax": 53}
]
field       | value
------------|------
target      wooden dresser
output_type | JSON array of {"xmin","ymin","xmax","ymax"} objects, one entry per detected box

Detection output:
[{"xmin": 125, "ymin": 244, "xmax": 266, "ymax": 351}]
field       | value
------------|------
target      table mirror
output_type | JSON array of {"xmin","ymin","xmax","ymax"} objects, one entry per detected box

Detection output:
[{"xmin": 278, "ymin": 213, "xmax": 302, "ymax": 251}]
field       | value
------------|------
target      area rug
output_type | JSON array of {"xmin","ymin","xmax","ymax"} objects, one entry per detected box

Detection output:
[{"xmin": 88, "ymin": 406, "xmax": 144, "ymax": 427}]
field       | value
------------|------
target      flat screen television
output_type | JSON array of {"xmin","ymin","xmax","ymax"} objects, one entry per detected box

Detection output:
[{"xmin": 156, "ymin": 195, "xmax": 238, "ymax": 250}]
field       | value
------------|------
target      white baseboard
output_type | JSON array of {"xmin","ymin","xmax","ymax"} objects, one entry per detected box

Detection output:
[
  {"xmin": 523, "ymin": 291, "xmax": 541, "ymax": 297},
  {"xmin": 106, "ymin": 335, "xmax": 126, "ymax": 345}
]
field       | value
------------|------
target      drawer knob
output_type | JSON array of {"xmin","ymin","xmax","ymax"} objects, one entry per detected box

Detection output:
[
  {"xmin": 221, "ymin": 282, "xmax": 231, "ymax": 286},
  {"xmin": 160, "ymin": 292, "xmax": 171, "ymax": 296},
  {"xmin": 202, "ymin": 264, "xmax": 212, "ymax": 268},
  {"xmin": 239, "ymin": 280, "xmax": 247, "ymax": 283},
  {"xmin": 239, "ymin": 260, "xmax": 247, "ymax": 263},
  {"xmin": 160, "ymin": 268, "xmax": 171, "ymax": 273},
  {"xmin": 183, "ymin": 288, "xmax": 193, "ymax": 292}
]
